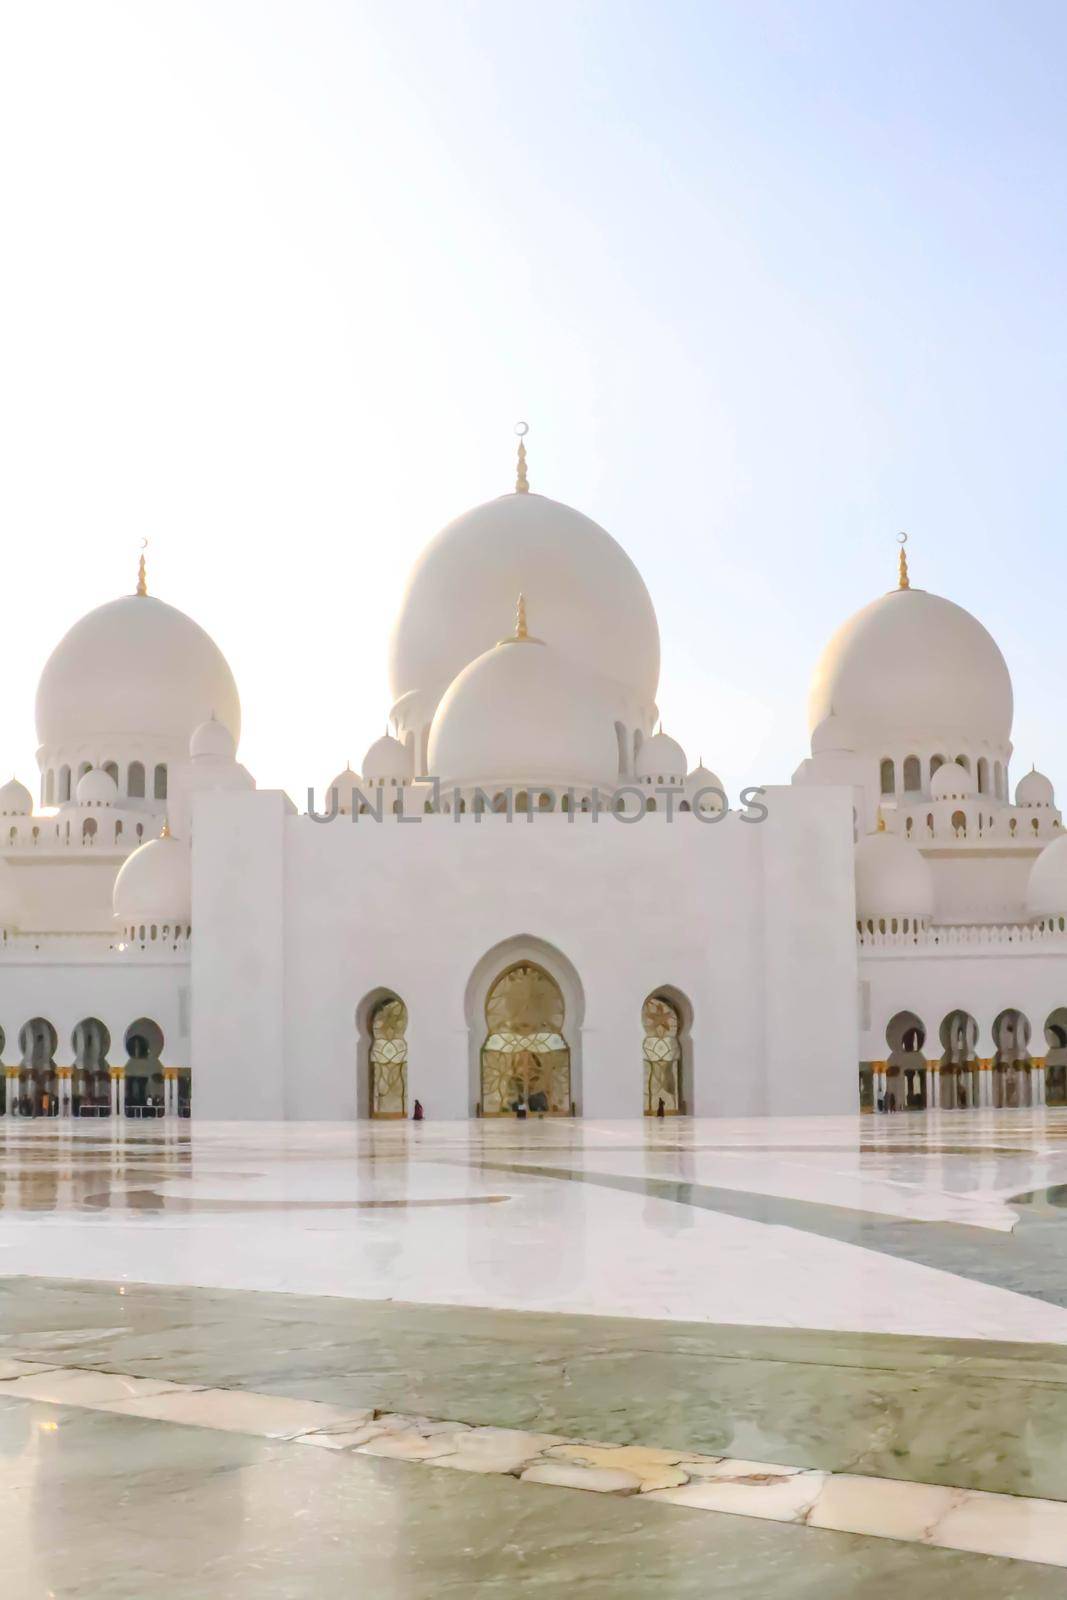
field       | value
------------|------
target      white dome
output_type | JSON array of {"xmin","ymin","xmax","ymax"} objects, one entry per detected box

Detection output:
[
  {"xmin": 190, "ymin": 715, "xmax": 237, "ymax": 762},
  {"xmin": 0, "ymin": 777, "xmax": 32, "ymax": 816},
  {"xmin": 427, "ymin": 615, "xmax": 620, "ymax": 788},
  {"xmin": 686, "ymin": 764, "xmax": 727, "ymax": 812},
  {"xmin": 855, "ymin": 828, "xmax": 934, "ymax": 920},
  {"xmin": 112, "ymin": 830, "xmax": 190, "ymax": 924},
  {"xmin": 635, "ymin": 731, "xmax": 687, "ymax": 782},
  {"xmin": 808, "ymin": 585, "xmax": 1012, "ymax": 752},
  {"xmin": 930, "ymin": 760, "xmax": 976, "ymax": 800},
  {"xmin": 36, "ymin": 593, "xmax": 240, "ymax": 752},
  {"xmin": 0, "ymin": 858, "xmax": 22, "ymax": 929},
  {"xmin": 75, "ymin": 767, "xmax": 118, "ymax": 806},
  {"xmin": 362, "ymin": 734, "xmax": 412, "ymax": 784},
  {"xmin": 326, "ymin": 766, "xmax": 361, "ymax": 814},
  {"xmin": 1016, "ymin": 767, "xmax": 1054, "ymax": 809},
  {"xmin": 389, "ymin": 492, "xmax": 660, "ymax": 716},
  {"xmin": 1027, "ymin": 835, "xmax": 1067, "ymax": 920}
]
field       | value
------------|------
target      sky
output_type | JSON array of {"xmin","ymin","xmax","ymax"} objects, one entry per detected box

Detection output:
[{"xmin": 0, "ymin": 0, "xmax": 1065, "ymax": 803}]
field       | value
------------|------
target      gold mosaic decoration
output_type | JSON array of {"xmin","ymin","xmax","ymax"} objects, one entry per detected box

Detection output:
[
  {"xmin": 642, "ymin": 994, "xmax": 682, "ymax": 1114},
  {"xmin": 481, "ymin": 963, "xmax": 570, "ymax": 1116},
  {"xmin": 370, "ymin": 997, "xmax": 408, "ymax": 1118}
]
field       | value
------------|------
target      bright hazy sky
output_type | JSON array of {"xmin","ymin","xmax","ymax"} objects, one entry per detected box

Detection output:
[{"xmin": 1, "ymin": 1, "xmax": 1065, "ymax": 803}]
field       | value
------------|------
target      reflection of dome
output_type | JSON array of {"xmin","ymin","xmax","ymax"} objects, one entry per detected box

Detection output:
[
  {"xmin": 362, "ymin": 734, "xmax": 412, "ymax": 785},
  {"xmin": 326, "ymin": 766, "xmax": 361, "ymax": 813},
  {"xmin": 855, "ymin": 827, "xmax": 934, "ymax": 920},
  {"xmin": 76, "ymin": 768, "xmax": 117, "ymax": 806},
  {"xmin": 190, "ymin": 715, "xmax": 236, "ymax": 762},
  {"xmin": 427, "ymin": 601, "xmax": 619, "ymax": 787},
  {"xmin": 686, "ymin": 764, "xmax": 726, "ymax": 813},
  {"xmin": 930, "ymin": 761, "xmax": 976, "ymax": 800},
  {"xmin": 36, "ymin": 593, "xmax": 240, "ymax": 752},
  {"xmin": 1016, "ymin": 767, "xmax": 1054, "ymax": 809},
  {"xmin": 0, "ymin": 859, "xmax": 22, "ymax": 929},
  {"xmin": 1027, "ymin": 835, "xmax": 1067, "ymax": 921},
  {"xmin": 635, "ymin": 732, "xmax": 687, "ymax": 783},
  {"xmin": 389, "ymin": 491, "xmax": 660, "ymax": 716},
  {"xmin": 0, "ymin": 778, "xmax": 32, "ymax": 816},
  {"xmin": 808, "ymin": 583, "xmax": 1012, "ymax": 751},
  {"xmin": 113, "ymin": 829, "xmax": 190, "ymax": 924}
]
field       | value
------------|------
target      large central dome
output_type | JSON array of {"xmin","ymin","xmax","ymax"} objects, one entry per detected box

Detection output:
[
  {"xmin": 388, "ymin": 492, "xmax": 660, "ymax": 713},
  {"xmin": 808, "ymin": 585, "xmax": 1013, "ymax": 751}
]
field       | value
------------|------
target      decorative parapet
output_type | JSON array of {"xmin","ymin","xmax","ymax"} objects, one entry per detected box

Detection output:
[{"xmin": 859, "ymin": 921, "xmax": 1067, "ymax": 953}]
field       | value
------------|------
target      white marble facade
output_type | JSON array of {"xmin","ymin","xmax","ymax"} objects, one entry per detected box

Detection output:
[{"xmin": 0, "ymin": 450, "xmax": 1065, "ymax": 1120}]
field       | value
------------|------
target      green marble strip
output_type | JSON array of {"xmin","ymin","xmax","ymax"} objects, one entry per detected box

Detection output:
[{"xmin": 1, "ymin": 1357, "xmax": 1065, "ymax": 1569}]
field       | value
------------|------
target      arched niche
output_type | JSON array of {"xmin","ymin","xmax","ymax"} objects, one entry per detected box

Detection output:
[
  {"xmin": 355, "ymin": 987, "xmax": 408, "ymax": 1120},
  {"xmin": 641, "ymin": 985, "xmax": 693, "ymax": 1116},
  {"xmin": 464, "ymin": 935, "xmax": 585, "ymax": 1118}
]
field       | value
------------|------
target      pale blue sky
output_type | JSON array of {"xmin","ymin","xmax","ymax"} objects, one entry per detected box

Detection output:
[{"xmin": 0, "ymin": 1, "xmax": 1064, "ymax": 799}]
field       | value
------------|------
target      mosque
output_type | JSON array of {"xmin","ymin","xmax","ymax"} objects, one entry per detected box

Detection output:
[{"xmin": 1, "ymin": 434, "xmax": 1065, "ymax": 1121}]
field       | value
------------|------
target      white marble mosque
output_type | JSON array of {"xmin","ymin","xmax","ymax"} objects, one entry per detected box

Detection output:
[{"xmin": 1, "ymin": 437, "xmax": 1066, "ymax": 1124}]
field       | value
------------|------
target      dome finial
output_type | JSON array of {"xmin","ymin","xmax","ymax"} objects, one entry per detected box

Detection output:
[
  {"xmin": 514, "ymin": 421, "xmax": 529, "ymax": 493},
  {"xmin": 876, "ymin": 808, "xmax": 887, "ymax": 832},
  {"xmin": 136, "ymin": 536, "xmax": 148, "ymax": 597},
  {"xmin": 515, "ymin": 592, "xmax": 528, "ymax": 640},
  {"xmin": 897, "ymin": 531, "xmax": 910, "ymax": 590},
  {"xmin": 160, "ymin": 817, "xmax": 171, "ymax": 839}
]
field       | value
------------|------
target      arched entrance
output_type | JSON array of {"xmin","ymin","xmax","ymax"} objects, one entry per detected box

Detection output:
[
  {"xmin": 124, "ymin": 1019, "xmax": 165, "ymax": 1117},
  {"xmin": 992, "ymin": 1009, "xmax": 1031, "ymax": 1108},
  {"xmin": 369, "ymin": 996, "xmax": 408, "ymax": 1119},
  {"xmin": 885, "ymin": 1011, "xmax": 926, "ymax": 1111},
  {"xmin": 1045, "ymin": 1008, "xmax": 1067, "ymax": 1106},
  {"xmin": 19, "ymin": 1019, "xmax": 58, "ymax": 1116},
  {"xmin": 939, "ymin": 1010, "xmax": 978, "ymax": 1109},
  {"xmin": 72, "ymin": 1018, "xmax": 111, "ymax": 1117},
  {"xmin": 480, "ymin": 962, "xmax": 571, "ymax": 1117},
  {"xmin": 642, "ymin": 990, "xmax": 689, "ymax": 1115}
]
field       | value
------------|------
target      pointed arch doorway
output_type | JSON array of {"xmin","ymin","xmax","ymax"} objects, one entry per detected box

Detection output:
[{"xmin": 480, "ymin": 962, "xmax": 571, "ymax": 1117}]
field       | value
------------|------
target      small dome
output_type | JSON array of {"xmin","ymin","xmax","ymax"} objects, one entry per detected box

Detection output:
[
  {"xmin": 0, "ymin": 777, "xmax": 32, "ymax": 816},
  {"xmin": 428, "ymin": 607, "xmax": 619, "ymax": 787},
  {"xmin": 0, "ymin": 858, "xmax": 22, "ymax": 928},
  {"xmin": 76, "ymin": 767, "xmax": 118, "ymax": 807},
  {"xmin": 1027, "ymin": 835, "xmax": 1067, "ymax": 920},
  {"xmin": 930, "ymin": 761, "xmax": 976, "ymax": 800},
  {"xmin": 113, "ymin": 829, "xmax": 190, "ymax": 924},
  {"xmin": 635, "ymin": 731, "xmax": 687, "ymax": 782},
  {"xmin": 190, "ymin": 714, "xmax": 237, "ymax": 762},
  {"xmin": 326, "ymin": 766, "xmax": 361, "ymax": 814},
  {"xmin": 362, "ymin": 733, "xmax": 412, "ymax": 784},
  {"xmin": 686, "ymin": 763, "xmax": 726, "ymax": 813},
  {"xmin": 855, "ymin": 828, "xmax": 934, "ymax": 920},
  {"xmin": 1016, "ymin": 767, "xmax": 1054, "ymax": 809}
]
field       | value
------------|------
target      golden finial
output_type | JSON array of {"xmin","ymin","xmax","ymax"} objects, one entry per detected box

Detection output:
[
  {"xmin": 897, "ymin": 531, "xmax": 910, "ymax": 590},
  {"xmin": 515, "ymin": 592, "xmax": 528, "ymax": 639},
  {"xmin": 160, "ymin": 818, "xmax": 171, "ymax": 839},
  {"xmin": 136, "ymin": 537, "xmax": 148, "ymax": 596},
  {"xmin": 876, "ymin": 809, "xmax": 887, "ymax": 833},
  {"xmin": 514, "ymin": 421, "xmax": 529, "ymax": 493}
]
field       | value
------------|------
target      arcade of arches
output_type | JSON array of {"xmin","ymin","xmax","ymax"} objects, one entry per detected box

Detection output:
[
  {"xmin": 0, "ymin": 1017, "xmax": 185, "ymax": 1118},
  {"xmin": 862, "ymin": 1006, "xmax": 1067, "ymax": 1111}
]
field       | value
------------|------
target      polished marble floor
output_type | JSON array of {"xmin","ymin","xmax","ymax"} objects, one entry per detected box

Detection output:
[{"xmin": 3, "ymin": 1112, "xmax": 1067, "ymax": 1594}]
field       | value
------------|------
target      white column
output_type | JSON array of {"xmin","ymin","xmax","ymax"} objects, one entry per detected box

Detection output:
[
  {"xmin": 926, "ymin": 1064, "xmax": 940, "ymax": 1111},
  {"xmin": 117, "ymin": 1071, "xmax": 126, "ymax": 1116},
  {"xmin": 1032, "ymin": 1063, "xmax": 1047, "ymax": 1107},
  {"xmin": 6, "ymin": 1071, "xmax": 19, "ymax": 1117},
  {"xmin": 109, "ymin": 1072, "xmax": 119, "ymax": 1117}
]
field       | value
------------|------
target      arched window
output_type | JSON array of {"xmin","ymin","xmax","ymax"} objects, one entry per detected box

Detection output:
[
  {"xmin": 956, "ymin": 754, "xmax": 971, "ymax": 772},
  {"xmin": 880, "ymin": 759, "xmax": 895, "ymax": 795},
  {"xmin": 78, "ymin": 761, "xmax": 91, "ymax": 780},
  {"xmin": 903, "ymin": 756, "xmax": 921, "ymax": 791},
  {"xmin": 153, "ymin": 764, "xmax": 168, "ymax": 799},
  {"xmin": 103, "ymin": 761, "xmax": 119, "ymax": 785},
  {"xmin": 951, "ymin": 809, "xmax": 966, "ymax": 836},
  {"xmin": 977, "ymin": 757, "xmax": 989, "ymax": 794},
  {"xmin": 127, "ymin": 761, "xmax": 145, "ymax": 798},
  {"xmin": 82, "ymin": 817, "xmax": 97, "ymax": 842},
  {"xmin": 930, "ymin": 754, "xmax": 945, "ymax": 780},
  {"xmin": 44, "ymin": 770, "xmax": 54, "ymax": 805},
  {"xmin": 58, "ymin": 766, "xmax": 71, "ymax": 803},
  {"xmin": 994, "ymin": 760, "xmax": 1004, "ymax": 800}
]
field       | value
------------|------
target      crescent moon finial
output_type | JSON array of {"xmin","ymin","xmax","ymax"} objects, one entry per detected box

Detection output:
[
  {"xmin": 897, "ymin": 531, "xmax": 910, "ymax": 590},
  {"xmin": 136, "ymin": 538, "xmax": 148, "ymax": 597}
]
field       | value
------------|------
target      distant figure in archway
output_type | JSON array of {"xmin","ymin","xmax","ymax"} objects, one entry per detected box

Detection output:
[{"xmin": 412, "ymin": 1099, "xmax": 424, "ymax": 1121}]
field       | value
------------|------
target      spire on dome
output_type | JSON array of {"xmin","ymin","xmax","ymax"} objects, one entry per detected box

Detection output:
[
  {"xmin": 516, "ymin": 592, "xmax": 528, "ymax": 639},
  {"xmin": 897, "ymin": 531, "xmax": 910, "ymax": 591},
  {"xmin": 160, "ymin": 818, "xmax": 171, "ymax": 839},
  {"xmin": 136, "ymin": 537, "xmax": 148, "ymax": 597},
  {"xmin": 514, "ymin": 421, "xmax": 529, "ymax": 493}
]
